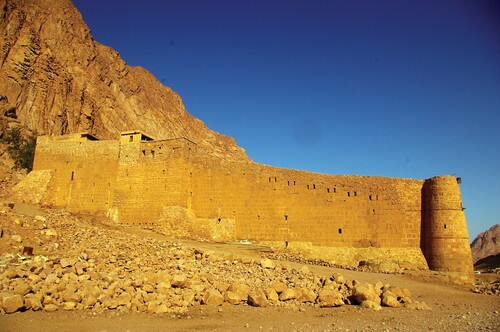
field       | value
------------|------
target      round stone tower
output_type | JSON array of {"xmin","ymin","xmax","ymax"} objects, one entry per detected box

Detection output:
[{"xmin": 421, "ymin": 175, "xmax": 474, "ymax": 280}]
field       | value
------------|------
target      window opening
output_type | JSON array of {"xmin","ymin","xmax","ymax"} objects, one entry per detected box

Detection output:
[
  {"xmin": 129, "ymin": 135, "xmax": 133, "ymax": 142},
  {"xmin": 338, "ymin": 228, "xmax": 343, "ymax": 234},
  {"xmin": 71, "ymin": 171, "xmax": 74, "ymax": 181},
  {"xmin": 284, "ymin": 215, "xmax": 288, "ymax": 221},
  {"xmin": 313, "ymin": 184, "xmax": 316, "ymax": 189},
  {"xmin": 334, "ymin": 187, "xmax": 337, "ymax": 193},
  {"xmin": 142, "ymin": 150, "xmax": 146, "ymax": 156},
  {"xmin": 354, "ymin": 191, "xmax": 357, "ymax": 196},
  {"xmin": 444, "ymin": 224, "xmax": 447, "ymax": 229},
  {"xmin": 347, "ymin": 192, "xmax": 350, "ymax": 197},
  {"xmin": 327, "ymin": 188, "xmax": 330, "ymax": 193}
]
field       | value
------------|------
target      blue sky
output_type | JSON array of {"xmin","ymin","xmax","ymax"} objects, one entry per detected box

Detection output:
[{"xmin": 73, "ymin": 0, "xmax": 499, "ymax": 240}]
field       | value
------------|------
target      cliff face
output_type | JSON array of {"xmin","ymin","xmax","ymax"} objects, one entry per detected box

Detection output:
[
  {"xmin": 471, "ymin": 224, "xmax": 500, "ymax": 263},
  {"xmin": 0, "ymin": 0, "xmax": 248, "ymax": 161}
]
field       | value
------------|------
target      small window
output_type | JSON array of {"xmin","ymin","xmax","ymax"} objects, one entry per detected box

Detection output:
[
  {"xmin": 129, "ymin": 135, "xmax": 133, "ymax": 142},
  {"xmin": 338, "ymin": 228, "xmax": 343, "ymax": 234},
  {"xmin": 369, "ymin": 195, "xmax": 372, "ymax": 201},
  {"xmin": 444, "ymin": 224, "xmax": 447, "ymax": 229},
  {"xmin": 313, "ymin": 184, "xmax": 316, "ymax": 189},
  {"xmin": 347, "ymin": 192, "xmax": 350, "ymax": 197},
  {"xmin": 307, "ymin": 184, "xmax": 310, "ymax": 189},
  {"xmin": 354, "ymin": 191, "xmax": 357, "ymax": 197},
  {"xmin": 287, "ymin": 181, "xmax": 290, "ymax": 186},
  {"xmin": 334, "ymin": 187, "xmax": 337, "ymax": 193},
  {"xmin": 142, "ymin": 150, "xmax": 146, "ymax": 156},
  {"xmin": 151, "ymin": 150, "xmax": 155, "ymax": 158},
  {"xmin": 284, "ymin": 215, "xmax": 288, "ymax": 221},
  {"xmin": 327, "ymin": 188, "xmax": 330, "ymax": 193},
  {"xmin": 293, "ymin": 181, "xmax": 296, "ymax": 186},
  {"xmin": 71, "ymin": 171, "xmax": 74, "ymax": 181}
]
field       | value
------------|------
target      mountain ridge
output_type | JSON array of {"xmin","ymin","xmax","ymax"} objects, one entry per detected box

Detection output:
[
  {"xmin": 0, "ymin": 0, "xmax": 248, "ymax": 161},
  {"xmin": 471, "ymin": 224, "xmax": 500, "ymax": 263}
]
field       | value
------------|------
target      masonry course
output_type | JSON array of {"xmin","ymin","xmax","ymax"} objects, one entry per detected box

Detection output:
[{"xmin": 19, "ymin": 131, "xmax": 474, "ymax": 280}]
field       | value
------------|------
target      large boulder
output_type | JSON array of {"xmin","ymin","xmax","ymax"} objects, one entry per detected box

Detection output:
[
  {"xmin": 318, "ymin": 289, "xmax": 344, "ymax": 307},
  {"xmin": 248, "ymin": 291, "xmax": 269, "ymax": 307},
  {"xmin": 1, "ymin": 293, "xmax": 25, "ymax": 313},
  {"xmin": 350, "ymin": 283, "xmax": 380, "ymax": 304},
  {"xmin": 202, "ymin": 289, "xmax": 224, "ymax": 306}
]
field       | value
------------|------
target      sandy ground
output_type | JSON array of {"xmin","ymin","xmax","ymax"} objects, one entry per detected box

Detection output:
[{"xmin": 1, "ymin": 238, "xmax": 499, "ymax": 332}]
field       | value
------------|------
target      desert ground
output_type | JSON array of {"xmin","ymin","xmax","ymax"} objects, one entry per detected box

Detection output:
[{"xmin": 0, "ymin": 202, "xmax": 499, "ymax": 332}]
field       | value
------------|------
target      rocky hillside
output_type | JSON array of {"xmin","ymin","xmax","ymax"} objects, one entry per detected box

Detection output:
[
  {"xmin": 0, "ymin": 0, "xmax": 248, "ymax": 161},
  {"xmin": 471, "ymin": 224, "xmax": 500, "ymax": 263}
]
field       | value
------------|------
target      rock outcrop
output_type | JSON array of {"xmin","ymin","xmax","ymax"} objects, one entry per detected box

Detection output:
[
  {"xmin": 471, "ymin": 224, "xmax": 500, "ymax": 263},
  {"xmin": 0, "ymin": 0, "xmax": 248, "ymax": 161}
]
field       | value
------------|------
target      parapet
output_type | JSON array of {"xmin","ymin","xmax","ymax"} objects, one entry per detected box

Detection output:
[{"xmin": 37, "ymin": 132, "xmax": 100, "ymax": 143}]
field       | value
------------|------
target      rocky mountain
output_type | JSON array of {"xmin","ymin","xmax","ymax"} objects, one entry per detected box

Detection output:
[
  {"xmin": 471, "ymin": 224, "xmax": 500, "ymax": 263},
  {"xmin": 0, "ymin": 0, "xmax": 248, "ymax": 161}
]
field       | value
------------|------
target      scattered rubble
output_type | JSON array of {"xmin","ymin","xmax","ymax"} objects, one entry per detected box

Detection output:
[
  {"xmin": 0, "ymin": 208, "xmax": 431, "ymax": 315},
  {"xmin": 473, "ymin": 281, "xmax": 500, "ymax": 296}
]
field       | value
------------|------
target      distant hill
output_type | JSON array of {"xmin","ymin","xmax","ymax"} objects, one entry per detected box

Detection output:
[
  {"xmin": 0, "ymin": 0, "xmax": 248, "ymax": 162},
  {"xmin": 470, "ymin": 224, "xmax": 500, "ymax": 264}
]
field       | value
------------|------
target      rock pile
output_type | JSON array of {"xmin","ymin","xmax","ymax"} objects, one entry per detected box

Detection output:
[
  {"xmin": 0, "ymin": 208, "xmax": 431, "ymax": 315},
  {"xmin": 0, "ymin": 252, "xmax": 430, "ymax": 315},
  {"xmin": 472, "ymin": 281, "xmax": 500, "ymax": 296}
]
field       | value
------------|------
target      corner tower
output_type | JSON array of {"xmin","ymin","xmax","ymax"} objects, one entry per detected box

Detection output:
[{"xmin": 421, "ymin": 175, "xmax": 474, "ymax": 280}]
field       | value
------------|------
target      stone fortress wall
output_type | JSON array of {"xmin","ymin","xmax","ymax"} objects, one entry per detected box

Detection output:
[{"xmin": 29, "ymin": 131, "xmax": 474, "ymax": 279}]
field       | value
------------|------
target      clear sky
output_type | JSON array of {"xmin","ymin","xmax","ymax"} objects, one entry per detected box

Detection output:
[{"xmin": 73, "ymin": 0, "xmax": 499, "ymax": 241}]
